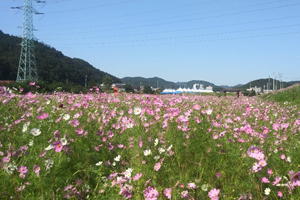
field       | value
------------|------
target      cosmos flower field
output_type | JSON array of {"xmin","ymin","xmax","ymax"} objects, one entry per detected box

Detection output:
[{"xmin": 1, "ymin": 86, "xmax": 300, "ymax": 199}]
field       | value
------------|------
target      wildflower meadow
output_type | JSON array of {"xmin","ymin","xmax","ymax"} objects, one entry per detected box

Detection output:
[{"xmin": 1, "ymin": 85, "xmax": 300, "ymax": 199}]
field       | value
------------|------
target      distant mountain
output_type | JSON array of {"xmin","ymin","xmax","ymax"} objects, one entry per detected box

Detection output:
[
  {"xmin": 0, "ymin": 30, "xmax": 121, "ymax": 86},
  {"xmin": 122, "ymin": 77, "xmax": 224, "ymax": 91},
  {"xmin": 122, "ymin": 76, "xmax": 177, "ymax": 89},
  {"xmin": 238, "ymin": 78, "xmax": 299, "ymax": 90},
  {"xmin": 122, "ymin": 76, "xmax": 300, "ymax": 92}
]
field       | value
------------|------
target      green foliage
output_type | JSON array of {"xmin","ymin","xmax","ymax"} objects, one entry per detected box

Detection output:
[
  {"xmin": 261, "ymin": 84, "xmax": 300, "ymax": 107},
  {"xmin": 102, "ymin": 75, "xmax": 113, "ymax": 90},
  {"xmin": 143, "ymin": 85, "xmax": 153, "ymax": 94},
  {"xmin": 124, "ymin": 84, "xmax": 134, "ymax": 93}
]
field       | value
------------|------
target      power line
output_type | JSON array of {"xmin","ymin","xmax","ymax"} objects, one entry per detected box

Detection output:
[
  {"xmin": 57, "ymin": 31, "xmax": 299, "ymax": 48},
  {"xmin": 45, "ymin": 0, "xmax": 146, "ymax": 14},
  {"xmin": 35, "ymin": 15, "xmax": 299, "ymax": 39},
  {"xmin": 38, "ymin": 23, "xmax": 300, "ymax": 42},
  {"xmin": 36, "ymin": 2, "xmax": 300, "ymax": 34}
]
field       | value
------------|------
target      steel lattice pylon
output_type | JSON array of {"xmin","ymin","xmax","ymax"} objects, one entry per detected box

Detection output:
[{"xmin": 14, "ymin": 0, "xmax": 44, "ymax": 82}]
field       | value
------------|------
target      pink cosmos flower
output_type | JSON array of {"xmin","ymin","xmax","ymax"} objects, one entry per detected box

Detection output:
[
  {"xmin": 193, "ymin": 104, "xmax": 201, "ymax": 110},
  {"xmin": 154, "ymin": 162, "xmax": 161, "ymax": 171},
  {"xmin": 262, "ymin": 177, "xmax": 270, "ymax": 183},
  {"xmin": 181, "ymin": 190, "xmax": 190, "ymax": 199},
  {"xmin": 253, "ymin": 152, "xmax": 265, "ymax": 160},
  {"xmin": 133, "ymin": 173, "xmax": 142, "ymax": 181},
  {"xmin": 273, "ymin": 123, "xmax": 280, "ymax": 131},
  {"xmin": 144, "ymin": 186, "xmax": 159, "ymax": 200},
  {"xmin": 273, "ymin": 177, "xmax": 282, "ymax": 185},
  {"xmin": 18, "ymin": 166, "xmax": 28, "ymax": 179},
  {"xmin": 139, "ymin": 139, "xmax": 143, "ymax": 148},
  {"xmin": 262, "ymin": 127, "xmax": 268, "ymax": 134},
  {"xmin": 75, "ymin": 128, "xmax": 84, "ymax": 136},
  {"xmin": 212, "ymin": 133, "xmax": 218, "ymax": 139},
  {"xmin": 29, "ymin": 82, "xmax": 35, "ymax": 85},
  {"xmin": 267, "ymin": 168, "xmax": 273, "ymax": 175},
  {"xmin": 53, "ymin": 141, "xmax": 63, "ymax": 152},
  {"xmin": 258, "ymin": 159, "xmax": 267, "ymax": 167},
  {"xmin": 187, "ymin": 182, "xmax": 197, "ymax": 189},
  {"xmin": 291, "ymin": 171, "xmax": 300, "ymax": 187},
  {"xmin": 33, "ymin": 165, "xmax": 40, "ymax": 177},
  {"xmin": 36, "ymin": 112, "xmax": 49, "ymax": 120},
  {"xmin": 246, "ymin": 106, "xmax": 251, "ymax": 112},
  {"xmin": 281, "ymin": 154, "xmax": 286, "ymax": 160},
  {"xmin": 164, "ymin": 188, "xmax": 172, "ymax": 199},
  {"xmin": 18, "ymin": 166, "xmax": 28, "ymax": 174},
  {"xmin": 245, "ymin": 127, "xmax": 253, "ymax": 134},
  {"xmin": 107, "ymin": 131, "xmax": 114, "ymax": 138},
  {"xmin": 208, "ymin": 188, "xmax": 220, "ymax": 199},
  {"xmin": 278, "ymin": 191, "xmax": 283, "ymax": 197}
]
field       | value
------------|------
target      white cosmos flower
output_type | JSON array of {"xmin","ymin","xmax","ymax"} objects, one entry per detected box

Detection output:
[
  {"xmin": 167, "ymin": 144, "xmax": 173, "ymax": 151},
  {"xmin": 63, "ymin": 114, "xmax": 70, "ymax": 121},
  {"xmin": 133, "ymin": 106, "xmax": 141, "ymax": 115},
  {"xmin": 22, "ymin": 123, "xmax": 29, "ymax": 133},
  {"xmin": 28, "ymin": 140, "xmax": 34, "ymax": 146},
  {"xmin": 60, "ymin": 138, "xmax": 67, "ymax": 146},
  {"xmin": 45, "ymin": 144, "xmax": 53, "ymax": 151},
  {"xmin": 30, "ymin": 128, "xmax": 41, "ymax": 136},
  {"xmin": 206, "ymin": 109, "xmax": 213, "ymax": 115},
  {"xmin": 201, "ymin": 184, "xmax": 208, "ymax": 191},
  {"xmin": 114, "ymin": 155, "xmax": 121, "ymax": 162},
  {"xmin": 154, "ymin": 155, "xmax": 160, "ymax": 160},
  {"xmin": 126, "ymin": 122, "xmax": 134, "ymax": 129},
  {"xmin": 264, "ymin": 188, "xmax": 271, "ymax": 195},
  {"xmin": 96, "ymin": 161, "xmax": 103, "ymax": 166},
  {"xmin": 154, "ymin": 138, "xmax": 159, "ymax": 146},
  {"xmin": 144, "ymin": 149, "xmax": 152, "ymax": 156},
  {"xmin": 158, "ymin": 148, "xmax": 165, "ymax": 154}
]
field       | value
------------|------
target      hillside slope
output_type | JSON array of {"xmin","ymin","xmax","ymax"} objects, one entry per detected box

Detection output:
[{"xmin": 0, "ymin": 30, "xmax": 120, "ymax": 86}]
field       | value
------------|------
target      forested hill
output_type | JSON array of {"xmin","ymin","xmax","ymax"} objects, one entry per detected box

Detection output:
[{"xmin": 0, "ymin": 30, "xmax": 121, "ymax": 86}]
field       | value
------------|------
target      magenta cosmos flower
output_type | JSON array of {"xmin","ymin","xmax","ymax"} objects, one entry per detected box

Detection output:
[
  {"xmin": 144, "ymin": 186, "xmax": 159, "ymax": 200},
  {"xmin": 18, "ymin": 166, "xmax": 28, "ymax": 174},
  {"xmin": 291, "ymin": 171, "xmax": 300, "ymax": 187},
  {"xmin": 53, "ymin": 141, "xmax": 63, "ymax": 152},
  {"xmin": 36, "ymin": 112, "xmax": 49, "ymax": 120},
  {"xmin": 133, "ymin": 173, "xmax": 142, "ymax": 181},
  {"xmin": 33, "ymin": 165, "xmax": 40, "ymax": 177}
]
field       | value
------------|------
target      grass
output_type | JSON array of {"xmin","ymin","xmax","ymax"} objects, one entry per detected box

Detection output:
[{"xmin": 261, "ymin": 83, "xmax": 300, "ymax": 107}]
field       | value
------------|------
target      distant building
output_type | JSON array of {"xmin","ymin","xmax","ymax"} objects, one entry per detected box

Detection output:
[
  {"xmin": 247, "ymin": 86, "xmax": 262, "ymax": 94},
  {"xmin": 111, "ymin": 83, "xmax": 126, "ymax": 92},
  {"xmin": 206, "ymin": 86, "xmax": 213, "ymax": 91}
]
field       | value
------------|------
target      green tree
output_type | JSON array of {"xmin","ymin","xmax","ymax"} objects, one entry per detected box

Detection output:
[
  {"xmin": 102, "ymin": 75, "xmax": 113, "ymax": 90},
  {"xmin": 143, "ymin": 85, "xmax": 153, "ymax": 94},
  {"xmin": 124, "ymin": 84, "xmax": 134, "ymax": 93}
]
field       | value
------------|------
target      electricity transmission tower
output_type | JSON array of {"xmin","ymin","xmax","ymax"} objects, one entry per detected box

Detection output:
[{"xmin": 12, "ymin": 0, "xmax": 45, "ymax": 82}]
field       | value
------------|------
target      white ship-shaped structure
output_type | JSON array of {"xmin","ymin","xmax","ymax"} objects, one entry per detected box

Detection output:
[{"xmin": 160, "ymin": 84, "xmax": 213, "ymax": 94}]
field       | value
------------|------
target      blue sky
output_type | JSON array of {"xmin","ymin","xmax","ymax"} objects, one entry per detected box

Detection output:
[{"xmin": 1, "ymin": 0, "xmax": 299, "ymax": 86}]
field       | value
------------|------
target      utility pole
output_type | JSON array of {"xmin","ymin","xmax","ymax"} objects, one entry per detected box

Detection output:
[
  {"xmin": 273, "ymin": 71, "xmax": 275, "ymax": 91},
  {"xmin": 85, "ymin": 75, "xmax": 87, "ymax": 89},
  {"xmin": 13, "ymin": 0, "xmax": 45, "ymax": 82}
]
